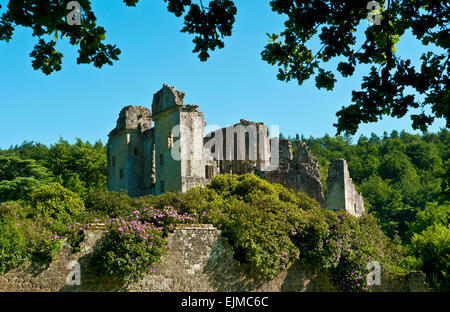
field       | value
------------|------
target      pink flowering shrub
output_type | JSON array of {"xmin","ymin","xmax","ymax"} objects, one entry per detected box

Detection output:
[
  {"xmin": 92, "ymin": 205, "xmax": 220, "ymax": 281},
  {"xmin": 0, "ymin": 202, "xmax": 63, "ymax": 271},
  {"xmin": 28, "ymin": 228, "xmax": 62, "ymax": 262},
  {"xmin": 94, "ymin": 212, "xmax": 168, "ymax": 281}
]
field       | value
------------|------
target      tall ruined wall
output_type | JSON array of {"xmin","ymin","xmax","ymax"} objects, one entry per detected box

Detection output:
[
  {"xmin": 204, "ymin": 119, "xmax": 271, "ymax": 176},
  {"xmin": 263, "ymin": 139, "xmax": 324, "ymax": 204},
  {"xmin": 0, "ymin": 224, "xmax": 428, "ymax": 292},
  {"xmin": 179, "ymin": 106, "xmax": 207, "ymax": 193},
  {"xmin": 325, "ymin": 159, "xmax": 365, "ymax": 217}
]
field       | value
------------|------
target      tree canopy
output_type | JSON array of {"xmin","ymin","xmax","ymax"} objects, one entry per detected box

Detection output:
[{"xmin": 0, "ymin": 1, "xmax": 448, "ymax": 133}]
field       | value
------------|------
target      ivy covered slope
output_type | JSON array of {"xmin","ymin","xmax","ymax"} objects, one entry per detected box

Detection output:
[
  {"xmin": 1, "ymin": 172, "xmax": 403, "ymax": 291},
  {"xmin": 87, "ymin": 174, "xmax": 404, "ymax": 291}
]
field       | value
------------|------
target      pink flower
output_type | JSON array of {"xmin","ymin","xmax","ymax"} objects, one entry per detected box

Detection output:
[{"xmin": 118, "ymin": 227, "xmax": 123, "ymax": 232}]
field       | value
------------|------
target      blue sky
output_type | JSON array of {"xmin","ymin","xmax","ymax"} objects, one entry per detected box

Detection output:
[{"xmin": 0, "ymin": 0, "xmax": 446, "ymax": 149}]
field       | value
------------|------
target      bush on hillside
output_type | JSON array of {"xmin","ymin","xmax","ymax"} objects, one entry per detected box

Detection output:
[{"xmin": 29, "ymin": 183, "xmax": 85, "ymax": 220}]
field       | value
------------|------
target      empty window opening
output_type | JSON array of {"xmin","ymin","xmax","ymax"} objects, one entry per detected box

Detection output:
[
  {"xmin": 205, "ymin": 165, "xmax": 213, "ymax": 179},
  {"xmin": 168, "ymin": 134, "xmax": 174, "ymax": 148}
]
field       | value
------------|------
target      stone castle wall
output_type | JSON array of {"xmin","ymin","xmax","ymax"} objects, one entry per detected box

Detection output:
[
  {"xmin": 325, "ymin": 159, "xmax": 365, "ymax": 217},
  {"xmin": 263, "ymin": 139, "xmax": 324, "ymax": 204},
  {"xmin": 0, "ymin": 225, "xmax": 428, "ymax": 292}
]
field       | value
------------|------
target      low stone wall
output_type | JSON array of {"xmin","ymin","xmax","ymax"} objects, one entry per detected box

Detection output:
[{"xmin": 0, "ymin": 224, "xmax": 429, "ymax": 292}]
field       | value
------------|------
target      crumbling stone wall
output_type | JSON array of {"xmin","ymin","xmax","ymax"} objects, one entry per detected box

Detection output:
[
  {"xmin": 325, "ymin": 159, "xmax": 365, "ymax": 217},
  {"xmin": 0, "ymin": 225, "xmax": 336, "ymax": 292},
  {"xmin": 0, "ymin": 225, "xmax": 123, "ymax": 292},
  {"xmin": 0, "ymin": 224, "xmax": 428, "ymax": 292},
  {"xmin": 262, "ymin": 139, "xmax": 324, "ymax": 204},
  {"xmin": 204, "ymin": 119, "xmax": 271, "ymax": 176}
]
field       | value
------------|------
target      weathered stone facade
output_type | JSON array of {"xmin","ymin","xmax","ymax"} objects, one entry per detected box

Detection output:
[
  {"xmin": 107, "ymin": 84, "xmax": 364, "ymax": 216},
  {"xmin": 0, "ymin": 225, "xmax": 429, "ymax": 292},
  {"xmin": 107, "ymin": 85, "xmax": 207, "ymax": 197},
  {"xmin": 261, "ymin": 139, "xmax": 324, "ymax": 204}
]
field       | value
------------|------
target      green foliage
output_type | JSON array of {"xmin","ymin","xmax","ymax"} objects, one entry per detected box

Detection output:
[
  {"xmin": 1, "ymin": 132, "xmax": 448, "ymax": 291},
  {"xmin": 406, "ymin": 202, "xmax": 450, "ymax": 240},
  {"xmin": 0, "ymin": 156, "xmax": 54, "ymax": 202},
  {"xmin": 0, "ymin": 202, "xmax": 63, "ymax": 273},
  {"xmin": 304, "ymin": 129, "xmax": 449, "ymax": 241},
  {"xmin": 94, "ymin": 215, "xmax": 167, "ymax": 282},
  {"xmin": 301, "ymin": 130, "xmax": 449, "ymax": 291},
  {"xmin": 0, "ymin": 138, "xmax": 107, "ymax": 199},
  {"xmin": 89, "ymin": 174, "xmax": 402, "ymax": 291},
  {"xmin": 85, "ymin": 189, "xmax": 135, "ymax": 218},
  {"xmin": 0, "ymin": 217, "xmax": 30, "ymax": 273},
  {"xmin": 45, "ymin": 138, "xmax": 107, "ymax": 199},
  {"xmin": 409, "ymin": 223, "xmax": 450, "ymax": 292},
  {"xmin": 29, "ymin": 183, "xmax": 85, "ymax": 220}
]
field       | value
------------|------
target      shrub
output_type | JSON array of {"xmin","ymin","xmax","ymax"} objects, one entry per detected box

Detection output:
[
  {"xmin": 29, "ymin": 183, "xmax": 85, "ymax": 219},
  {"xmin": 85, "ymin": 189, "xmax": 135, "ymax": 218},
  {"xmin": 28, "ymin": 228, "xmax": 62, "ymax": 262},
  {"xmin": 80, "ymin": 174, "xmax": 405, "ymax": 291},
  {"xmin": 409, "ymin": 223, "xmax": 450, "ymax": 291},
  {"xmin": 0, "ymin": 220, "xmax": 30, "ymax": 273},
  {"xmin": 0, "ymin": 203, "xmax": 63, "ymax": 272},
  {"xmin": 94, "ymin": 213, "xmax": 167, "ymax": 282}
]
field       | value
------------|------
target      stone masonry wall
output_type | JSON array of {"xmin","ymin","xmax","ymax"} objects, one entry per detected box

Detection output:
[
  {"xmin": 0, "ymin": 224, "xmax": 428, "ymax": 292},
  {"xmin": 325, "ymin": 159, "xmax": 365, "ymax": 217},
  {"xmin": 263, "ymin": 140, "xmax": 324, "ymax": 204}
]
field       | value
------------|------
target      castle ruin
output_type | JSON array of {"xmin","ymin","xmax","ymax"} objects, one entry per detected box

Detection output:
[{"xmin": 107, "ymin": 84, "xmax": 365, "ymax": 217}]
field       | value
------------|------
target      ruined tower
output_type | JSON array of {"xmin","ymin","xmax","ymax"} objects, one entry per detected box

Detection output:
[
  {"xmin": 107, "ymin": 85, "xmax": 208, "ymax": 196},
  {"xmin": 325, "ymin": 159, "xmax": 365, "ymax": 217},
  {"xmin": 152, "ymin": 84, "xmax": 206, "ymax": 194},
  {"xmin": 107, "ymin": 105, "xmax": 153, "ymax": 197}
]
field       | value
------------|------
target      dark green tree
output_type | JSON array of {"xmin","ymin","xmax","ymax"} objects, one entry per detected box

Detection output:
[{"xmin": 0, "ymin": 156, "xmax": 54, "ymax": 201}]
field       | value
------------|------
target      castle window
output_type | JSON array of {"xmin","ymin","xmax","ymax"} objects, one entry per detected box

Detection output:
[
  {"xmin": 119, "ymin": 169, "xmax": 124, "ymax": 180},
  {"xmin": 160, "ymin": 153, "xmax": 164, "ymax": 166},
  {"xmin": 205, "ymin": 165, "xmax": 213, "ymax": 179},
  {"xmin": 160, "ymin": 180, "xmax": 165, "ymax": 193},
  {"xmin": 245, "ymin": 132, "xmax": 250, "ymax": 160},
  {"xmin": 112, "ymin": 156, "xmax": 116, "ymax": 167},
  {"xmin": 168, "ymin": 134, "xmax": 174, "ymax": 148},
  {"xmin": 134, "ymin": 147, "xmax": 138, "ymax": 155}
]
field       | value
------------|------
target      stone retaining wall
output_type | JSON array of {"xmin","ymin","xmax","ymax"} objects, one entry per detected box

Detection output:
[{"xmin": 0, "ymin": 224, "xmax": 429, "ymax": 292}]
